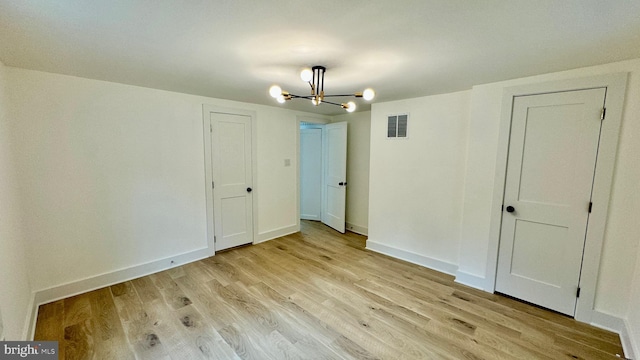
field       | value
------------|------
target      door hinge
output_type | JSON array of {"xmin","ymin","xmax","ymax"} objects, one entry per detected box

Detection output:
[
  {"xmin": 210, "ymin": 123, "xmax": 213, "ymax": 132},
  {"xmin": 212, "ymin": 181, "xmax": 214, "ymax": 189},
  {"xmin": 576, "ymin": 287, "xmax": 581, "ymax": 298},
  {"xmin": 214, "ymin": 236, "xmax": 216, "ymax": 243},
  {"xmin": 600, "ymin": 107, "xmax": 606, "ymax": 121},
  {"xmin": 588, "ymin": 202, "xmax": 593, "ymax": 213}
]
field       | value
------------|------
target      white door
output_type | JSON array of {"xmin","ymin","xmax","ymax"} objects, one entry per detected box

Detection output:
[
  {"xmin": 322, "ymin": 122, "xmax": 347, "ymax": 233},
  {"xmin": 300, "ymin": 128, "xmax": 322, "ymax": 220},
  {"xmin": 496, "ymin": 88, "xmax": 606, "ymax": 315},
  {"xmin": 211, "ymin": 112, "xmax": 253, "ymax": 251}
]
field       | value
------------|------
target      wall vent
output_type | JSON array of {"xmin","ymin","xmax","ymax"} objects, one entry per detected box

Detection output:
[{"xmin": 387, "ymin": 114, "xmax": 408, "ymax": 138}]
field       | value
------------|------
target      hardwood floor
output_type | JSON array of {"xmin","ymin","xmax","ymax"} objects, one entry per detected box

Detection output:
[{"xmin": 34, "ymin": 220, "xmax": 625, "ymax": 359}]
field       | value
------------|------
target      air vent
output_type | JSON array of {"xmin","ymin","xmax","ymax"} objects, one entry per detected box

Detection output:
[{"xmin": 387, "ymin": 114, "xmax": 408, "ymax": 138}]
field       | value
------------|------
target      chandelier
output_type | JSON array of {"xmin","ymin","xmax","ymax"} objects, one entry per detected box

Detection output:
[{"xmin": 268, "ymin": 66, "xmax": 375, "ymax": 112}]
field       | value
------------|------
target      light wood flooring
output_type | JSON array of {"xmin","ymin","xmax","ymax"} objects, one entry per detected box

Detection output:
[{"xmin": 34, "ymin": 220, "xmax": 625, "ymax": 359}]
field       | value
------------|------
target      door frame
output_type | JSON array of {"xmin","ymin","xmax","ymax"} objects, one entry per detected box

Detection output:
[
  {"xmin": 296, "ymin": 116, "xmax": 331, "ymax": 230},
  {"xmin": 203, "ymin": 105, "xmax": 258, "ymax": 256},
  {"xmin": 485, "ymin": 73, "xmax": 628, "ymax": 323}
]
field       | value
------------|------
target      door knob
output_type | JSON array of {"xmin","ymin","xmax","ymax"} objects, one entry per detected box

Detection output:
[
  {"xmin": 247, "ymin": 187, "xmax": 252, "ymax": 193},
  {"xmin": 506, "ymin": 206, "xmax": 515, "ymax": 213},
  {"xmin": 339, "ymin": 182, "xmax": 344, "ymax": 186}
]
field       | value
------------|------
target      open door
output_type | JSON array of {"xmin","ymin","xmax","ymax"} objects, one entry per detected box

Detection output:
[{"xmin": 322, "ymin": 122, "xmax": 347, "ymax": 233}]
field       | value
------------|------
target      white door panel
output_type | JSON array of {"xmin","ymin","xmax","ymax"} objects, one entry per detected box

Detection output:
[
  {"xmin": 211, "ymin": 113, "xmax": 253, "ymax": 251},
  {"xmin": 322, "ymin": 122, "xmax": 347, "ymax": 233},
  {"xmin": 219, "ymin": 122, "xmax": 248, "ymax": 186},
  {"xmin": 496, "ymin": 88, "xmax": 605, "ymax": 316}
]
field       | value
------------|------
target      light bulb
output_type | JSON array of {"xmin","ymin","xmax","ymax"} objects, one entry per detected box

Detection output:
[
  {"xmin": 269, "ymin": 85, "xmax": 282, "ymax": 98},
  {"xmin": 277, "ymin": 95, "xmax": 286, "ymax": 104},
  {"xmin": 300, "ymin": 68, "xmax": 313, "ymax": 82},
  {"xmin": 311, "ymin": 98, "xmax": 322, "ymax": 106},
  {"xmin": 363, "ymin": 88, "xmax": 375, "ymax": 101},
  {"xmin": 346, "ymin": 101, "xmax": 356, "ymax": 112}
]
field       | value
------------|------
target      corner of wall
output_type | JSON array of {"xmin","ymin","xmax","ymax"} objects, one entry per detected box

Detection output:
[
  {"xmin": 0, "ymin": 56, "xmax": 36, "ymax": 341},
  {"xmin": 256, "ymin": 224, "xmax": 299, "ymax": 244},
  {"xmin": 24, "ymin": 294, "xmax": 37, "ymax": 341},
  {"xmin": 345, "ymin": 222, "xmax": 368, "ymax": 236},
  {"xmin": 26, "ymin": 246, "xmax": 211, "ymax": 340},
  {"xmin": 454, "ymin": 270, "xmax": 487, "ymax": 291},
  {"xmin": 590, "ymin": 310, "xmax": 636, "ymax": 359},
  {"xmin": 366, "ymin": 239, "xmax": 457, "ymax": 276},
  {"xmin": 622, "ymin": 318, "xmax": 639, "ymax": 360}
]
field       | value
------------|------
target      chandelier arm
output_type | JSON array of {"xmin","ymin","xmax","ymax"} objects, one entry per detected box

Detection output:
[
  {"xmin": 322, "ymin": 94, "xmax": 358, "ymax": 98},
  {"xmin": 317, "ymin": 99, "xmax": 344, "ymax": 107},
  {"xmin": 287, "ymin": 93, "xmax": 344, "ymax": 107}
]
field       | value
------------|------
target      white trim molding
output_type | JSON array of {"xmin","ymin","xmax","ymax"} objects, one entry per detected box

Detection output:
[
  {"xmin": 589, "ymin": 311, "xmax": 636, "ymax": 359},
  {"xmin": 346, "ymin": 222, "xmax": 368, "ymax": 236},
  {"xmin": 366, "ymin": 239, "xmax": 457, "ymax": 275},
  {"xmin": 24, "ymin": 294, "xmax": 36, "ymax": 341},
  {"xmin": 454, "ymin": 270, "xmax": 486, "ymax": 290},
  {"xmin": 622, "ymin": 318, "xmax": 638, "ymax": 360},
  {"xmin": 255, "ymin": 224, "xmax": 299, "ymax": 244},
  {"xmin": 484, "ymin": 73, "xmax": 629, "ymax": 324}
]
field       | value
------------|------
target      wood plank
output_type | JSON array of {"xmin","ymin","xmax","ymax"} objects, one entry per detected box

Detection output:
[
  {"xmin": 150, "ymin": 271, "xmax": 194, "ymax": 310},
  {"xmin": 34, "ymin": 300, "xmax": 66, "ymax": 359},
  {"xmin": 87, "ymin": 287, "xmax": 136, "ymax": 359},
  {"xmin": 33, "ymin": 220, "xmax": 624, "ymax": 359},
  {"xmin": 172, "ymin": 304, "xmax": 240, "ymax": 360},
  {"xmin": 64, "ymin": 318, "xmax": 95, "ymax": 360},
  {"xmin": 63, "ymin": 294, "xmax": 92, "ymax": 327}
]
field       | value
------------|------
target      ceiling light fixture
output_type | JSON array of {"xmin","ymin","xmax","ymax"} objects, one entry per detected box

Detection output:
[{"xmin": 269, "ymin": 66, "xmax": 375, "ymax": 112}]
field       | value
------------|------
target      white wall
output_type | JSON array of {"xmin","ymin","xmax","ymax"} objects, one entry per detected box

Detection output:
[
  {"xmin": 254, "ymin": 106, "xmax": 301, "ymax": 240},
  {"xmin": 332, "ymin": 111, "xmax": 371, "ymax": 235},
  {"xmin": 5, "ymin": 68, "xmax": 311, "ymax": 298},
  {"xmin": 367, "ymin": 92, "xmax": 470, "ymax": 273},
  {"xmin": 0, "ymin": 61, "xmax": 32, "ymax": 339},
  {"xmin": 457, "ymin": 59, "xmax": 640, "ymax": 321},
  {"xmin": 367, "ymin": 59, "xmax": 640, "ymax": 352}
]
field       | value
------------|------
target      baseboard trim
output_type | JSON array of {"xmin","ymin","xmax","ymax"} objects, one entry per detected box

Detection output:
[
  {"xmin": 454, "ymin": 270, "xmax": 487, "ymax": 291},
  {"xmin": 590, "ymin": 310, "xmax": 635, "ymax": 359},
  {"xmin": 301, "ymin": 215, "xmax": 321, "ymax": 221},
  {"xmin": 365, "ymin": 239, "xmax": 457, "ymax": 275},
  {"xmin": 622, "ymin": 318, "xmax": 638, "ymax": 360},
  {"xmin": 23, "ymin": 293, "xmax": 37, "ymax": 341},
  {"xmin": 590, "ymin": 310, "xmax": 624, "ymax": 333},
  {"xmin": 27, "ymin": 247, "xmax": 211, "ymax": 339},
  {"xmin": 255, "ymin": 224, "xmax": 299, "ymax": 244},
  {"xmin": 345, "ymin": 222, "xmax": 368, "ymax": 236}
]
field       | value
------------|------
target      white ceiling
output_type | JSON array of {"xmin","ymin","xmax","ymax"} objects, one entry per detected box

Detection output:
[{"xmin": 1, "ymin": 1, "xmax": 640, "ymax": 115}]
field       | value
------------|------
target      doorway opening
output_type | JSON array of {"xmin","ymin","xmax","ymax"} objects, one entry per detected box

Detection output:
[{"xmin": 298, "ymin": 118, "xmax": 348, "ymax": 233}]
